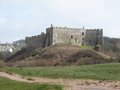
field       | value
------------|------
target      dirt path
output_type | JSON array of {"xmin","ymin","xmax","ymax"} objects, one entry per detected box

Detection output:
[
  {"xmin": 96, "ymin": 52, "xmax": 111, "ymax": 59},
  {"xmin": 0, "ymin": 72, "xmax": 120, "ymax": 90}
]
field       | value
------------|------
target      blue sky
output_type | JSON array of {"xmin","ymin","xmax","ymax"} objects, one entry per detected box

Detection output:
[{"xmin": 0, "ymin": 0, "xmax": 120, "ymax": 43}]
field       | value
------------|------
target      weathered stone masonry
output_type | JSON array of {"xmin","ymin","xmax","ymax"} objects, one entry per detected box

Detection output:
[
  {"xmin": 25, "ymin": 25, "xmax": 103, "ymax": 48},
  {"xmin": 25, "ymin": 33, "xmax": 46, "ymax": 48}
]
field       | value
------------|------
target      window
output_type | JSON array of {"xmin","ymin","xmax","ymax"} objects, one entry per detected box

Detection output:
[
  {"xmin": 82, "ymin": 38, "xmax": 84, "ymax": 40},
  {"xmin": 82, "ymin": 32, "xmax": 84, "ymax": 36},
  {"xmin": 82, "ymin": 43, "xmax": 84, "ymax": 46},
  {"xmin": 71, "ymin": 35, "xmax": 73, "ymax": 39}
]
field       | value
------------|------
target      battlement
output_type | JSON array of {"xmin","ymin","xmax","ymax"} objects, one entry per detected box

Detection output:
[
  {"xmin": 47, "ymin": 25, "xmax": 102, "ymax": 31},
  {"xmin": 86, "ymin": 29, "xmax": 103, "ymax": 31},
  {"xmin": 26, "ymin": 32, "xmax": 45, "ymax": 40},
  {"xmin": 52, "ymin": 26, "xmax": 84, "ymax": 30}
]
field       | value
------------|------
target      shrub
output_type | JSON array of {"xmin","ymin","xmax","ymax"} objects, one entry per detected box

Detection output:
[
  {"xmin": 0, "ymin": 60, "xmax": 5, "ymax": 67},
  {"xmin": 12, "ymin": 60, "xmax": 50, "ymax": 67},
  {"xmin": 93, "ymin": 45, "xmax": 101, "ymax": 51}
]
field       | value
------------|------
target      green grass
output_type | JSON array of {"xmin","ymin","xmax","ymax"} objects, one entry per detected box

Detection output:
[
  {"xmin": 80, "ymin": 45, "xmax": 93, "ymax": 49},
  {"xmin": 0, "ymin": 77, "xmax": 62, "ymax": 90},
  {"xmin": 0, "ymin": 63, "xmax": 120, "ymax": 80}
]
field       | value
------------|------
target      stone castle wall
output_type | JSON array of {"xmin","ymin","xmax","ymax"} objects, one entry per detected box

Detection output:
[
  {"xmin": 25, "ymin": 33, "xmax": 46, "ymax": 48},
  {"xmin": 46, "ymin": 26, "xmax": 103, "ymax": 47},
  {"xmin": 85, "ymin": 29, "xmax": 103, "ymax": 46},
  {"xmin": 25, "ymin": 25, "xmax": 103, "ymax": 49},
  {"xmin": 46, "ymin": 27, "xmax": 86, "ymax": 46}
]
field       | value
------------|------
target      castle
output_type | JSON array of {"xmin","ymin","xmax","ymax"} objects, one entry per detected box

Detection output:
[{"xmin": 25, "ymin": 25, "xmax": 103, "ymax": 48}]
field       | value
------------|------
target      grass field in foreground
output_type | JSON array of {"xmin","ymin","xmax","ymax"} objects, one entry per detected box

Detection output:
[
  {"xmin": 0, "ymin": 63, "xmax": 120, "ymax": 80},
  {"xmin": 0, "ymin": 77, "xmax": 62, "ymax": 90}
]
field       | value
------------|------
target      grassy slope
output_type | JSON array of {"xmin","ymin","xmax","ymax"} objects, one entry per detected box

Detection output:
[
  {"xmin": 0, "ymin": 77, "xmax": 62, "ymax": 90},
  {"xmin": 0, "ymin": 63, "xmax": 120, "ymax": 80},
  {"xmin": 7, "ymin": 45, "xmax": 114, "ymax": 67}
]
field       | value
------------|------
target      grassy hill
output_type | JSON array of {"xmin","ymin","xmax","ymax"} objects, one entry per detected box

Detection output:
[{"xmin": 6, "ymin": 45, "xmax": 115, "ymax": 67}]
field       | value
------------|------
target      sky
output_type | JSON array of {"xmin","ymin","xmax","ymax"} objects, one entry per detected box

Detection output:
[{"xmin": 0, "ymin": 0, "xmax": 120, "ymax": 43}]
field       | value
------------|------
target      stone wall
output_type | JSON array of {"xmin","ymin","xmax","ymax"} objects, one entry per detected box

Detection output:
[
  {"xmin": 47, "ymin": 27, "xmax": 86, "ymax": 46},
  {"xmin": 25, "ymin": 25, "xmax": 103, "ymax": 49},
  {"xmin": 25, "ymin": 33, "xmax": 46, "ymax": 48},
  {"xmin": 45, "ymin": 27, "xmax": 53, "ymax": 46},
  {"xmin": 85, "ymin": 29, "xmax": 103, "ymax": 46},
  {"xmin": 45, "ymin": 26, "xmax": 103, "ymax": 47}
]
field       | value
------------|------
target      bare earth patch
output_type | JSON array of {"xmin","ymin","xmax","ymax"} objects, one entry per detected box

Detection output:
[{"xmin": 0, "ymin": 72, "xmax": 120, "ymax": 90}]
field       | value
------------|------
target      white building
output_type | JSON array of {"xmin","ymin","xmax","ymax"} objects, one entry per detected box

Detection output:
[{"xmin": 0, "ymin": 44, "xmax": 14, "ymax": 52}]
